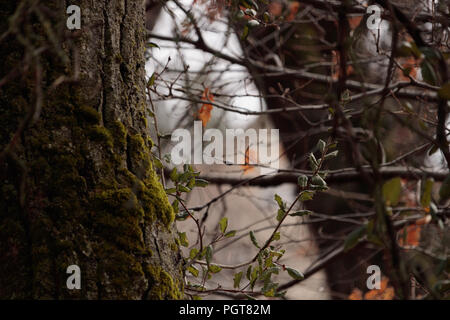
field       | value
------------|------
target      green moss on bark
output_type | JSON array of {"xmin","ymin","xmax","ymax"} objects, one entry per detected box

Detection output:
[
  {"xmin": 146, "ymin": 265, "xmax": 183, "ymax": 300},
  {"xmin": 77, "ymin": 106, "xmax": 101, "ymax": 124},
  {"xmin": 110, "ymin": 120, "xmax": 127, "ymax": 149},
  {"xmin": 87, "ymin": 125, "xmax": 114, "ymax": 149}
]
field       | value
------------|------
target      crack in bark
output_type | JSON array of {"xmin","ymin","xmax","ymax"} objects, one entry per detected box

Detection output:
[{"xmin": 100, "ymin": 6, "xmax": 109, "ymax": 127}]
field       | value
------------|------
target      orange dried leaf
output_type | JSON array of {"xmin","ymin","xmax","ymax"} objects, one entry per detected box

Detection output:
[
  {"xmin": 268, "ymin": 2, "xmax": 283, "ymax": 17},
  {"xmin": 286, "ymin": 2, "xmax": 300, "ymax": 22},
  {"xmin": 397, "ymin": 224, "xmax": 421, "ymax": 247},
  {"xmin": 397, "ymin": 56, "xmax": 421, "ymax": 81},
  {"xmin": 348, "ymin": 16, "xmax": 363, "ymax": 30},
  {"xmin": 364, "ymin": 278, "xmax": 394, "ymax": 300},
  {"xmin": 241, "ymin": 147, "xmax": 257, "ymax": 174},
  {"xmin": 348, "ymin": 288, "xmax": 363, "ymax": 300},
  {"xmin": 197, "ymin": 88, "xmax": 214, "ymax": 127}
]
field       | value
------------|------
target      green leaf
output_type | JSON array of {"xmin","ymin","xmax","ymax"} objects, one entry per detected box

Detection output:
[
  {"xmin": 317, "ymin": 139, "xmax": 326, "ymax": 153},
  {"xmin": 324, "ymin": 150, "xmax": 339, "ymax": 160},
  {"xmin": 189, "ymin": 248, "xmax": 199, "ymax": 260},
  {"xmin": 250, "ymin": 267, "xmax": 259, "ymax": 289},
  {"xmin": 187, "ymin": 265, "xmax": 199, "ymax": 277},
  {"xmin": 274, "ymin": 194, "xmax": 285, "ymax": 209},
  {"xmin": 224, "ymin": 230, "xmax": 236, "ymax": 238},
  {"xmin": 171, "ymin": 199, "xmax": 179, "ymax": 213},
  {"xmin": 208, "ymin": 264, "xmax": 222, "ymax": 273},
  {"xmin": 257, "ymin": 252, "xmax": 263, "ymax": 269},
  {"xmin": 430, "ymin": 202, "xmax": 438, "ymax": 220},
  {"xmin": 263, "ymin": 267, "xmax": 280, "ymax": 279},
  {"xmin": 439, "ymin": 175, "xmax": 450, "ymax": 202},
  {"xmin": 382, "ymin": 177, "xmax": 402, "ymax": 206},
  {"xmin": 246, "ymin": 265, "xmax": 252, "ymax": 280},
  {"xmin": 194, "ymin": 179, "xmax": 209, "ymax": 187},
  {"xmin": 438, "ymin": 82, "xmax": 450, "ymax": 100},
  {"xmin": 428, "ymin": 145, "xmax": 439, "ymax": 156},
  {"xmin": 269, "ymin": 249, "xmax": 284, "ymax": 260},
  {"xmin": 420, "ymin": 60, "xmax": 437, "ymax": 85},
  {"xmin": 178, "ymin": 232, "xmax": 189, "ymax": 247},
  {"xmin": 147, "ymin": 72, "xmax": 156, "ymax": 87},
  {"xmin": 177, "ymin": 185, "xmax": 191, "ymax": 193},
  {"xmin": 233, "ymin": 272, "xmax": 243, "ymax": 289},
  {"xmin": 420, "ymin": 47, "xmax": 439, "ymax": 60},
  {"xmin": 271, "ymin": 232, "xmax": 280, "ymax": 241},
  {"xmin": 153, "ymin": 156, "xmax": 163, "ymax": 169},
  {"xmin": 241, "ymin": 25, "xmax": 249, "ymax": 40},
  {"xmin": 245, "ymin": 8, "xmax": 256, "ymax": 16},
  {"xmin": 205, "ymin": 245, "xmax": 213, "ymax": 264},
  {"xmin": 420, "ymin": 178, "xmax": 434, "ymax": 208},
  {"xmin": 290, "ymin": 210, "xmax": 312, "ymax": 217},
  {"xmin": 328, "ymin": 142, "xmax": 338, "ymax": 149},
  {"xmin": 219, "ymin": 217, "xmax": 228, "ymax": 234},
  {"xmin": 190, "ymin": 284, "xmax": 206, "ymax": 291},
  {"xmin": 367, "ymin": 233, "xmax": 384, "ymax": 247},
  {"xmin": 311, "ymin": 175, "xmax": 327, "ymax": 187},
  {"xmin": 343, "ymin": 225, "xmax": 367, "ymax": 252},
  {"xmin": 163, "ymin": 153, "xmax": 172, "ymax": 163},
  {"xmin": 165, "ymin": 188, "xmax": 176, "ymax": 194},
  {"xmin": 247, "ymin": 19, "xmax": 260, "ymax": 28},
  {"xmin": 300, "ymin": 190, "xmax": 315, "ymax": 201},
  {"xmin": 309, "ymin": 153, "xmax": 318, "ymax": 170},
  {"xmin": 147, "ymin": 42, "xmax": 160, "ymax": 49},
  {"xmin": 264, "ymin": 255, "xmax": 274, "ymax": 268},
  {"xmin": 187, "ymin": 178, "xmax": 196, "ymax": 189},
  {"xmin": 276, "ymin": 209, "xmax": 286, "ymax": 222},
  {"xmin": 247, "ymin": 0, "xmax": 259, "ymax": 10},
  {"xmin": 275, "ymin": 290, "xmax": 287, "ymax": 298},
  {"xmin": 249, "ymin": 231, "xmax": 260, "ymax": 248},
  {"xmin": 178, "ymin": 171, "xmax": 192, "ymax": 183},
  {"xmin": 297, "ymin": 174, "xmax": 308, "ymax": 188},
  {"xmin": 286, "ymin": 267, "xmax": 304, "ymax": 280}
]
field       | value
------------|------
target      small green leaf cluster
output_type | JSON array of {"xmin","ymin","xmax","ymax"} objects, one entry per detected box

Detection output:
[{"xmin": 165, "ymin": 164, "xmax": 208, "ymax": 220}]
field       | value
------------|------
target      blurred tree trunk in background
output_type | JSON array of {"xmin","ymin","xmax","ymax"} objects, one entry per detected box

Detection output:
[
  {"xmin": 0, "ymin": 0, "xmax": 183, "ymax": 299},
  {"xmin": 238, "ymin": 17, "xmax": 369, "ymax": 297}
]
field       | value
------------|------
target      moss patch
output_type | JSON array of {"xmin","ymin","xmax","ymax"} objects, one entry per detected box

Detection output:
[
  {"xmin": 87, "ymin": 125, "xmax": 114, "ymax": 149},
  {"xmin": 77, "ymin": 105, "xmax": 101, "ymax": 124},
  {"xmin": 146, "ymin": 265, "xmax": 183, "ymax": 300},
  {"xmin": 110, "ymin": 120, "xmax": 127, "ymax": 149}
]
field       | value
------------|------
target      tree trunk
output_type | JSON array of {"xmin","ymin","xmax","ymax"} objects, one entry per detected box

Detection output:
[{"xmin": 0, "ymin": 0, "xmax": 184, "ymax": 299}]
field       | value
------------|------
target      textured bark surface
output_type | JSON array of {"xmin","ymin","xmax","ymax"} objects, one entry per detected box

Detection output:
[{"xmin": 0, "ymin": 0, "xmax": 184, "ymax": 299}]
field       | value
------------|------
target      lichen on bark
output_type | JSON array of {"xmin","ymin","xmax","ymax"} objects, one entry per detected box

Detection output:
[{"xmin": 0, "ymin": 0, "xmax": 183, "ymax": 299}]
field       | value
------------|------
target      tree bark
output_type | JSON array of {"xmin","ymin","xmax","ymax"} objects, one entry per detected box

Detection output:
[{"xmin": 0, "ymin": 0, "xmax": 183, "ymax": 299}]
